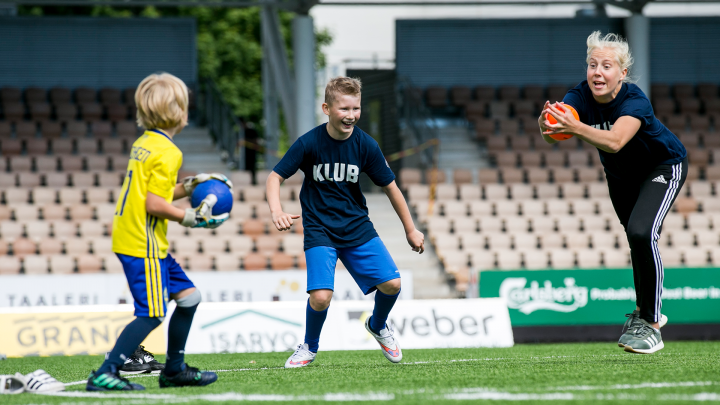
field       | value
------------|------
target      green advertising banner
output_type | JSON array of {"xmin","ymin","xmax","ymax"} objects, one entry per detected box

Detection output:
[{"xmin": 478, "ymin": 268, "xmax": 720, "ymax": 326}]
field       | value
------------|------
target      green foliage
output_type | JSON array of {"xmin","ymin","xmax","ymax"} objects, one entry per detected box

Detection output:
[{"xmin": 17, "ymin": 5, "xmax": 332, "ymax": 128}]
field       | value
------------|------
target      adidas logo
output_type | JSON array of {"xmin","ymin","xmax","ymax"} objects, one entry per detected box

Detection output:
[{"xmin": 652, "ymin": 176, "xmax": 667, "ymax": 184}]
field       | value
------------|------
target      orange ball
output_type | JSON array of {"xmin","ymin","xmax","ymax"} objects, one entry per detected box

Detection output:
[{"xmin": 545, "ymin": 102, "xmax": 579, "ymax": 141}]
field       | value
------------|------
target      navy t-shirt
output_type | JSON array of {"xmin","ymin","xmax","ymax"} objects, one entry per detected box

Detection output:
[
  {"xmin": 562, "ymin": 81, "xmax": 686, "ymax": 179},
  {"xmin": 273, "ymin": 124, "xmax": 395, "ymax": 250}
]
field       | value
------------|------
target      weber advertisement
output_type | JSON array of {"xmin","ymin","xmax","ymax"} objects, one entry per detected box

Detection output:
[
  {"xmin": 0, "ymin": 299, "xmax": 513, "ymax": 357},
  {"xmin": 0, "ymin": 270, "xmax": 413, "ymax": 307},
  {"xmin": 182, "ymin": 299, "xmax": 513, "ymax": 354},
  {"xmin": 479, "ymin": 268, "xmax": 720, "ymax": 326}
]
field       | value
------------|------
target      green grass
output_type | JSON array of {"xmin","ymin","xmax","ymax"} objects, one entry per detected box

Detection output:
[{"xmin": 1, "ymin": 342, "xmax": 719, "ymax": 404}]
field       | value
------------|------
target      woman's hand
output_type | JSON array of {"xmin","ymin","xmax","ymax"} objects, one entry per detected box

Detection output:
[{"xmin": 541, "ymin": 101, "xmax": 580, "ymax": 137}]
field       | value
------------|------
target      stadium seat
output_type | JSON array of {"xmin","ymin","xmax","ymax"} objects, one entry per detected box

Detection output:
[
  {"xmin": 243, "ymin": 253, "xmax": 267, "ymax": 270},
  {"xmin": 41, "ymin": 205, "xmax": 66, "ymax": 221},
  {"xmin": 49, "ymin": 255, "xmax": 74, "ymax": 274},
  {"xmin": 496, "ymin": 249, "xmax": 521, "ymax": 270},
  {"xmin": 520, "ymin": 200, "xmax": 544, "ymax": 217},
  {"xmin": 37, "ymin": 156, "xmax": 59, "ymax": 172},
  {"xmin": 58, "ymin": 188, "xmax": 83, "ymax": 204},
  {"xmin": 576, "ymin": 249, "xmax": 602, "ymax": 268},
  {"xmin": 694, "ymin": 230, "xmax": 718, "ymax": 247},
  {"xmin": 271, "ymin": 253, "xmax": 294, "ymax": 270},
  {"xmin": 29, "ymin": 103, "xmax": 51, "ymax": 122},
  {"xmin": 461, "ymin": 233, "xmax": 485, "ymax": 250},
  {"xmin": 442, "ymin": 201, "xmax": 467, "ymax": 217},
  {"xmin": 0, "ymin": 221, "xmax": 24, "ymax": 240},
  {"xmin": 532, "ymin": 216, "xmax": 555, "ymax": 233},
  {"xmin": 0, "ymin": 121, "xmax": 9, "ymax": 137},
  {"xmin": 173, "ymin": 238, "xmax": 200, "ymax": 254},
  {"xmin": 97, "ymin": 172, "xmax": 122, "ymax": 188},
  {"xmin": 91, "ymin": 238, "xmax": 113, "ymax": 255},
  {"xmin": 425, "ymin": 86, "xmax": 448, "ymax": 108},
  {"xmin": 449, "ymin": 86, "xmax": 472, "ymax": 107},
  {"xmin": 592, "ymin": 233, "xmax": 616, "ymax": 250},
  {"xmin": 513, "ymin": 233, "xmax": 538, "ymax": 250},
  {"xmin": 602, "ymin": 249, "xmax": 628, "ymax": 268},
  {"xmin": 2, "ymin": 102, "xmax": 25, "ymax": 123},
  {"xmin": 0, "ymin": 206, "xmax": 10, "ymax": 221},
  {"xmin": 90, "ymin": 121, "xmax": 112, "ymax": 138},
  {"xmin": 546, "ymin": 199, "xmax": 570, "ymax": 216},
  {"xmin": 470, "ymin": 251, "xmax": 494, "ymax": 270},
  {"xmin": 116, "ymin": 121, "xmax": 138, "ymax": 138},
  {"xmin": 536, "ymin": 184, "xmax": 559, "ymax": 199},
  {"xmin": 55, "ymin": 104, "xmax": 78, "ymax": 122},
  {"xmin": 522, "ymin": 249, "xmax": 547, "ymax": 269},
  {"xmin": 72, "ymin": 172, "xmax": 96, "ymax": 188},
  {"xmin": 0, "ymin": 257, "xmax": 22, "ymax": 274},
  {"xmin": 453, "ymin": 169, "xmax": 472, "ymax": 185},
  {"xmin": 565, "ymin": 232, "xmax": 590, "ymax": 249},
  {"xmin": 495, "ymin": 200, "xmax": 519, "ymax": 217},
  {"xmin": 479, "ymin": 217, "xmax": 502, "ymax": 233},
  {"xmin": 52, "ymin": 139, "xmax": 74, "ymax": 156},
  {"xmin": 215, "ymin": 254, "xmax": 240, "ymax": 271},
  {"xmin": 66, "ymin": 121, "xmax": 88, "ymax": 137},
  {"xmin": 583, "ymin": 216, "xmax": 607, "ymax": 233},
  {"xmin": 77, "ymin": 255, "xmax": 103, "ymax": 273},
  {"xmin": 14, "ymin": 206, "xmax": 40, "ymax": 221},
  {"xmin": 77, "ymin": 138, "xmax": 99, "ymax": 154},
  {"xmin": 13, "ymin": 238, "xmax": 37, "ymax": 257},
  {"xmin": 485, "ymin": 184, "xmax": 508, "ymax": 200},
  {"xmin": 684, "ymin": 247, "xmax": 709, "ymax": 266},
  {"xmin": 550, "ymin": 250, "xmax": 575, "ymax": 268},
  {"xmin": 27, "ymin": 139, "xmax": 49, "ymax": 156},
  {"xmin": 468, "ymin": 200, "xmax": 492, "ymax": 216},
  {"xmin": 662, "ymin": 248, "xmax": 683, "ymax": 267},
  {"xmin": 37, "ymin": 237, "xmax": 63, "ymax": 255},
  {"xmin": 228, "ymin": 235, "xmax": 254, "ymax": 254},
  {"xmin": 186, "ymin": 255, "xmax": 213, "ymax": 272},
  {"xmin": 9, "ymin": 156, "xmax": 33, "ymax": 172},
  {"xmin": 571, "ymin": 199, "xmax": 595, "ymax": 216},
  {"xmin": 101, "ymin": 255, "xmax": 123, "ymax": 273},
  {"xmin": 18, "ymin": 173, "xmax": 42, "ymax": 188},
  {"xmin": 106, "ymin": 105, "xmax": 129, "ymax": 122},
  {"xmin": 23, "ymin": 255, "xmax": 48, "ymax": 275},
  {"xmin": 65, "ymin": 238, "xmax": 90, "ymax": 255}
]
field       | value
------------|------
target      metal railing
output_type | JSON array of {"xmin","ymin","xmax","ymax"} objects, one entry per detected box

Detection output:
[
  {"xmin": 198, "ymin": 79, "xmax": 245, "ymax": 170},
  {"xmin": 396, "ymin": 76, "xmax": 438, "ymax": 170}
]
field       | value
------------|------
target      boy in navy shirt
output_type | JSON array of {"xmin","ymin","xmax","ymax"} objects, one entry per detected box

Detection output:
[{"xmin": 266, "ymin": 77, "xmax": 425, "ymax": 367}]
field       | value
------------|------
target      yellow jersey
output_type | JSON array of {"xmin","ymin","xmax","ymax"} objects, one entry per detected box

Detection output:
[{"xmin": 112, "ymin": 129, "xmax": 183, "ymax": 259}]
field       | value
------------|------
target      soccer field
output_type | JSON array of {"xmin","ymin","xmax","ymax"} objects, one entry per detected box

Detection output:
[{"xmin": 1, "ymin": 342, "xmax": 719, "ymax": 404}]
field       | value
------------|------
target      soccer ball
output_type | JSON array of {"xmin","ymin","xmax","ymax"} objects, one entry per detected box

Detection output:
[{"xmin": 191, "ymin": 179, "xmax": 233, "ymax": 216}]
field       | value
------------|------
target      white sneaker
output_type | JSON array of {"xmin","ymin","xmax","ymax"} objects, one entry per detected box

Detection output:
[
  {"xmin": 364, "ymin": 317, "xmax": 402, "ymax": 363},
  {"xmin": 0, "ymin": 374, "xmax": 26, "ymax": 394},
  {"xmin": 24, "ymin": 369, "xmax": 65, "ymax": 392},
  {"xmin": 285, "ymin": 344, "xmax": 316, "ymax": 368},
  {"xmin": 659, "ymin": 314, "xmax": 668, "ymax": 328}
]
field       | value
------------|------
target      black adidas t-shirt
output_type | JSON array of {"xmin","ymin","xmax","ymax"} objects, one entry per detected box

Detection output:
[
  {"xmin": 273, "ymin": 124, "xmax": 395, "ymax": 250},
  {"xmin": 563, "ymin": 82, "xmax": 686, "ymax": 179}
]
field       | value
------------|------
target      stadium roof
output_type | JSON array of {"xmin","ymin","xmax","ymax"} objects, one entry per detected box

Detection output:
[{"xmin": 10, "ymin": 0, "xmax": 720, "ymax": 13}]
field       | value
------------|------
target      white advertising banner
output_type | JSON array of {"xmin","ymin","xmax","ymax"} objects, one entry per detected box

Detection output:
[
  {"xmin": 182, "ymin": 299, "xmax": 514, "ymax": 354},
  {"xmin": 0, "ymin": 270, "xmax": 413, "ymax": 307}
]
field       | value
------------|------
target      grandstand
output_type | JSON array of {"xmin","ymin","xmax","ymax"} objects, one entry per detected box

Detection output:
[
  {"xmin": 0, "ymin": 85, "xmax": 310, "ymax": 276},
  {"xmin": 400, "ymin": 81, "xmax": 720, "ymax": 293}
]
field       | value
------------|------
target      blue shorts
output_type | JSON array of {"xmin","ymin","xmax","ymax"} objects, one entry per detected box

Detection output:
[
  {"xmin": 116, "ymin": 253, "xmax": 195, "ymax": 318},
  {"xmin": 305, "ymin": 237, "xmax": 399, "ymax": 295}
]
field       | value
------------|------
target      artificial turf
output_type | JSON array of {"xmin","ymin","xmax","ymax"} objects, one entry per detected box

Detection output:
[{"xmin": 1, "ymin": 342, "xmax": 719, "ymax": 404}]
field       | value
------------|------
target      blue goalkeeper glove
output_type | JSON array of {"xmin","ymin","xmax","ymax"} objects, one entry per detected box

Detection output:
[
  {"xmin": 180, "ymin": 194, "xmax": 229, "ymax": 229},
  {"xmin": 182, "ymin": 173, "xmax": 233, "ymax": 197}
]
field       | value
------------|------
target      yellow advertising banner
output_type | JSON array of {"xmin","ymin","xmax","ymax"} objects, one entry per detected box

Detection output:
[{"xmin": 0, "ymin": 305, "xmax": 165, "ymax": 357}]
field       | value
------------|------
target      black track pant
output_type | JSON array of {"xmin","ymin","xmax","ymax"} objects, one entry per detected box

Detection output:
[{"xmin": 606, "ymin": 157, "xmax": 688, "ymax": 323}]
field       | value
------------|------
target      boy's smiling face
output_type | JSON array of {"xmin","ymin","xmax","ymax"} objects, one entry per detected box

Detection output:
[{"xmin": 323, "ymin": 94, "xmax": 361, "ymax": 139}]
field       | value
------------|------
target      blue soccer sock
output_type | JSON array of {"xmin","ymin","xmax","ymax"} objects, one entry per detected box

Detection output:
[
  {"xmin": 304, "ymin": 300, "xmax": 328, "ymax": 353},
  {"xmin": 97, "ymin": 317, "xmax": 162, "ymax": 375},
  {"xmin": 369, "ymin": 289, "xmax": 400, "ymax": 334}
]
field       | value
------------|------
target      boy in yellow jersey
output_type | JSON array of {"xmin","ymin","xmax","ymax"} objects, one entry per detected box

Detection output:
[{"xmin": 87, "ymin": 73, "xmax": 230, "ymax": 391}]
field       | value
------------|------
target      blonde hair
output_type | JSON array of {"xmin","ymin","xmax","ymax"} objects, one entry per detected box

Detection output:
[
  {"xmin": 325, "ymin": 77, "xmax": 362, "ymax": 105},
  {"xmin": 586, "ymin": 31, "xmax": 634, "ymax": 82},
  {"xmin": 135, "ymin": 73, "xmax": 189, "ymax": 130}
]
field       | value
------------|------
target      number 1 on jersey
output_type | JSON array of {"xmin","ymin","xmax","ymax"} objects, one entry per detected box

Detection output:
[{"xmin": 117, "ymin": 170, "xmax": 133, "ymax": 216}]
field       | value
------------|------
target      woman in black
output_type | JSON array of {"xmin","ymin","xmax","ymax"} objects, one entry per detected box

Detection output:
[{"xmin": 538, "ymin": 31, "xmax": 687, "ymax": 354}]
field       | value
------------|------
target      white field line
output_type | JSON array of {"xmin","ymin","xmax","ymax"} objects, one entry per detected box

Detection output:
[
  {"xmin": 63, "ymin": 366, "xmax": 285, "ymax": 386},
  {"xmin": 553, "ymin": 381, "xmax": 718, "ymax": 391},
  {"xmin": 40, "ymin": 391, "xmax": 394, "ymax": 402}
]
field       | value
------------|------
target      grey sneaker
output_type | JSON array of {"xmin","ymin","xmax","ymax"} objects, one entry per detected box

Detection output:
[
  {"xmin": 617, "ymin": 310, "xmax": 641, "ymax": 347},
  {"xmin": 618, "ymin": 312, "xmax": 668, "ymax": 348},
  {"xmin": 624, "ymin": 319, "xmax": 664, "ymax": 354}
]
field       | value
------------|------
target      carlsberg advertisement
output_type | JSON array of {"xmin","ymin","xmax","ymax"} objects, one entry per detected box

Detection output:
[{"xmin": 479, "ymin": 268, "xmax": 720, "ymax": 326}]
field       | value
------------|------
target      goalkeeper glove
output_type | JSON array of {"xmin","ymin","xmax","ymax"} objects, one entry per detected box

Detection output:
[
  {"xmin": 180, "ymin": 194, "xmax": 229, "ymax": 229},
  {"xmin": 182, "ymin": 173, "xmax": 233, "ymax": 197}
]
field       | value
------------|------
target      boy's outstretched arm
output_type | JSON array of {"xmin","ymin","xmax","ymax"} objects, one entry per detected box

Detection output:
[
  {"xmin": 382, "ymin": 180, "xmax": 424, "ymax": 254},
  {"xmin": 267, "ymin": 171, "xmax": 300, "ymax": 231}
]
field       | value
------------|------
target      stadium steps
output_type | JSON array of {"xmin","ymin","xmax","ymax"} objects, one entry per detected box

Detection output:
[
  {"xmin": 175, "ymin": 126, "xmax": 228, "ymax": 174},
  {"xmin": 436, "ymin": 125, "xmax": 488, "ymax": 173},
  {"xmin": 366, "ymin": 193, "xmax": 453, "ymax": 299}
]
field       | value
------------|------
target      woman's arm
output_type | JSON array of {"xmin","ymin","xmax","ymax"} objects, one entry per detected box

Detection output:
[
  {"xmin": 382, "ymin": 180, "xmax": 424, "ymax": 254},
  {"xmin": 542, "ymin": 102, "xmax": 641, "ymax": 153}
]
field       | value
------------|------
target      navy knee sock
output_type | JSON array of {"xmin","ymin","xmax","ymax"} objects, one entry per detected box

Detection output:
[
  {"xmin": 369, "ymin": 289, "xmax": 400, "ymax": 334},
  {"xmin": 97, "ymin": 317, "xmax": 162, "ymax": 375},
  {"xmin": 165, "ymin": 303, "xmax": 199, "ymax": 376},
  {"xmin": 304, "ymin": 300, "xmax": 328, "ymax": 353}
]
